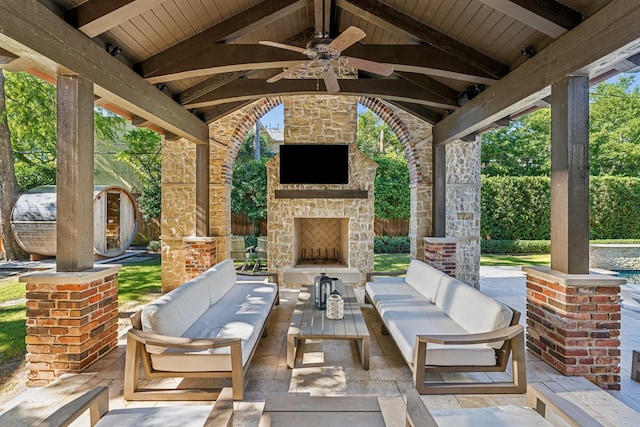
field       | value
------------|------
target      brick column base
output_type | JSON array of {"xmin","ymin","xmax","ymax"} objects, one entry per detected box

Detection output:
[
  {"xmin": 423, "ymin": 237, "xmax": 456, "ymax": 277},
  {"xmin": 20, "ymin": 265, "xmax": 121, "ymax": 387},
  {"xmin": 184, "ymin": 236, "xmax": 218, "ymax": 280},
  {"xmin": 524, "ymin": 267, "xmax": 624, "ymax": 390}
]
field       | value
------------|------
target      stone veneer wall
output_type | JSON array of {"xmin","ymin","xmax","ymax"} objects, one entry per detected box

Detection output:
[
  {"xmin": 446, "ymin": 137, "xmax": 481, "ymax": 288},
  {"xmin": 267, "ymin": 96, "xmax": 376, "ymax": 283},
  {"xmin": 589, "ymin": 244, "xmax": 640, "ymax": 271},
  {"xmin": 160, "ymin": 138, "xmax": 197, "ymax": 292}
]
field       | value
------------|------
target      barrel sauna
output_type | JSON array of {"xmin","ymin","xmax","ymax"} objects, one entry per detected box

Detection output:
[{"xmin": 11, "ymin": 185, "xmax": 138, "ymax": 258}]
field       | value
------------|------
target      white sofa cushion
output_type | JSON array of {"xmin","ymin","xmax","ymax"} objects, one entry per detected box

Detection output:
[
  {"xmin": 435, "ymin": 275, "xmax": 512, "ymax": 349},
  {"xmin": 141, "ymin": 271, "xmax": 211, "ymax": 340},
  {"xmin": 205, "ymin": 259, "xmax": 237, "ymax": 305},
  {"xmin": 404, "ymin": 260, "xmax": 443, "ymax": 302},
  {"xmin": 366, "ymin": 281, "xmax": 498, "ymax": 366},
  {"xmin": 150, "ymin": 282, "xmax": 278, "ymax": 372}
]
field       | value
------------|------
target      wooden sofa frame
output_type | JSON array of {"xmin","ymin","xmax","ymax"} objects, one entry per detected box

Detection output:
[
  {"xmin": 42, "ymin": 385, "xmax": 234, "ymax": 427},
  {"xmin": 124, "ymin": 307, "xmax": 271, "ymax": 401},
  {"xmin": 366, "ymin": 271, "xmax": 526, "ymax": 395},
  {"xmin": 406, "ymin": 383, "xmax": 603, "ymax": 427}
]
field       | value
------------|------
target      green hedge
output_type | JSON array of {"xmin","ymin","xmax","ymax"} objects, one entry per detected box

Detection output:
[
  {"xmin": 481, "ymin": 240, "xmax": 550, "ymax": 254},
  {"xmin": 374, "ymin": 236, "xmax": 410, "ymax": 253},
  {"xmin": 482, "ymin": 176, "xmax": 640, "ymax": 240}
]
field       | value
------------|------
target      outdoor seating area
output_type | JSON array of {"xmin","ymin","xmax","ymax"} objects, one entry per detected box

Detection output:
[
  {"xmin": 366, "ymin": 260, "xmax": 526, "ymax": 394},
  {"xmin": 2, "ymin": 266, "xmax": 640, "ymax": 426}
]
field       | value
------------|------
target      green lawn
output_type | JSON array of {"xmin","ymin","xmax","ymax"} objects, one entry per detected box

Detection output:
[
  {"xmin": 0, "ymin": 279, "xmax": 26, "ymax": 365},
  {"xmin": 481, "ymin": 253, "xmax": 550, "ymax": 266},
  {"xmin": 117, "ymin": 257, "xmax": 162, "ymax": 309},
  {"xmin": 373, "ymin": 253, "xmax": 410, "ymax": 271}
]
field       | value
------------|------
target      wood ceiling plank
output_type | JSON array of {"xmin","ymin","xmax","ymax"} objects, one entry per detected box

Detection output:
[
  {"xmin": 177, "ymin": 71, "xmax": 247, "ymax": 105},
  {"xmin": 139, "ymin": 43, "xmax": 498, "ymax": 84},
  {"xmin": 337, "ymin": 0, "xmax": 509, "ymax": 79},
  {"xmin": 0, "ymin": 0, "xmax": 208, "ymax": 144},
  {"xmin": 182, "ymin": 78, "xmax": 460, "ymax": 110},
  {"xmin": 475, "ymin": 0, "xmax": 581, "ymax": 38},
  {"xmin": 432, "ymin": 0, "xmax": 640, "ymax": 145},
  {"xmin": 65, "ymin": 0, "xmax": 168, "ymax": 38},
  {"xmin": 136, "ymin": 0, "xmax": 307, "ymax": 76}
]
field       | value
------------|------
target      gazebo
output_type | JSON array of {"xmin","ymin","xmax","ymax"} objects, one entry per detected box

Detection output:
[{"xmin": 0, "ymin": 0, "xmax": 636, "ymax": 391}]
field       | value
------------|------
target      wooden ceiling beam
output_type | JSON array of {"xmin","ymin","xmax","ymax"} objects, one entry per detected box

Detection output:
[
  {"xmin": 336, "ymin": 0, "xmax": 509, "ymax": 79},
  {"xmin": 202, "ymin": 101, "xmax": 255, "ymax": 123},
  {"xmin": 178, "ymin": 71, "xmax": 248, "ymax": 106},
  {"xmin": 64, "ymin": 0, "xmax": 167, "ymax": 38},
  {"xmin": 314, "ymin": 0, "xmax": 331, "ymax": 36},
  {"xmin": 433, "ymin": 0, "xmax": 640, "ymax": 145},
  {"xmin": 0, "ymin": 46, "xmax": 17, "ymax": 64},
  {"xmin": 475, "ymin": 0, "xmax": 581, "ymax": 38},
  {"xmin": 140, "ymin": 44, "xmax": 497, "ymax": 85},
  {"xmin": 183, "ymin": 78, "xmax": 457, "ymax": 110},
  {"xmin": 135, "ymin": 0, "xmax": 306, "ymax": 77},
  {"xmin": 0, "ymin": 0, "xmax": 208, "ymax": 144},
  {"xmin": 385, "ymin": 100, "xmax": 442, "ymax": 124},
  {"xmin": 395, "ymin": 72, "xmax": 459, "ymax": 108}
]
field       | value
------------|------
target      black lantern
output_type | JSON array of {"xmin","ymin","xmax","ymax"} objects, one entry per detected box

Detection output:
[{"xmin": 313, "ymin": 272, "xmax": 333, "ymax": 310}]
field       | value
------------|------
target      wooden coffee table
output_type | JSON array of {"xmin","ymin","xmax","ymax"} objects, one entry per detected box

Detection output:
[{"xmin": 287, "ymin": 283, "xmax": 370, "ymax": 369}]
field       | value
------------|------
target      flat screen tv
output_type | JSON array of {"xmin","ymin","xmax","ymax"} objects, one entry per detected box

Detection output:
[{"xmin": 279, "ymin": 144, "xmax": 349, "ymax": 184}]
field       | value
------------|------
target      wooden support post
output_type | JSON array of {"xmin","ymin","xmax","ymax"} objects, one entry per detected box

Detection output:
[
  {"xmin": 195, "ymin": 143, "xmax": 210, "ymax": 237},
  {"xmin": 550, "ymin": 75, "xmax": 590, "ymax": 274},
  {"xmin": 432, "ymin": 142, "xmax": 446, "ymax": 237},
  {"xmin": 56, "ymin": 75, "xmax": 94, "ymax": 272}
]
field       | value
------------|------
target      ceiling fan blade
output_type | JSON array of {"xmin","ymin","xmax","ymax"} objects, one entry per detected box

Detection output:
[
  {"xmin": 322, "ymin": 66, "xmax": 340, "ymax": 94},
  {"xmin": 328, "ymin": 26, "xmax": 366, "ymax": 53},
  {"xmin": 267, "ymin": 62, "xmax": 308, "ymax": 83},
  {"xmin": 342, "ymin": 57, "xmax": 394, "ymax": 76},
  {"xmin": 259, "ymin": 40, "xmax": 307, "ymax": 55}
]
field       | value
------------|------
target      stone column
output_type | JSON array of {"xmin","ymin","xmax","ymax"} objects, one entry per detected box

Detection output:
[
  {"xmin": 21, "ymin": 265, "xmax": 121, "ymax": 386},
  {"xmin": 423, "ymin": 237, "xmax": 456, "ymax": 277},
  {"xmin": 446, "ymin": 137, "xmax": 481, "ymax": 287},
  {"xmin": 524, "ymin": 267, "xmax": 624, "ymax": 390}
]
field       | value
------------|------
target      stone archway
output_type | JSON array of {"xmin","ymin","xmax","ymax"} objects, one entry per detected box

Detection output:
[{"xmin": 215, "ymin": 96, "xmax": 433, "ymax": 262}]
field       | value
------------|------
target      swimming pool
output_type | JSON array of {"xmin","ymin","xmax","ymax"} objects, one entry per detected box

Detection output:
[{"xmin": 616, "ymin": 270, "xmax": 640, "ymax": 285}]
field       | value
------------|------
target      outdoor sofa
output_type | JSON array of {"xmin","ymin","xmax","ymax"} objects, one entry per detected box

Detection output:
[
  {"xmin": 124, "ymin": 259, "xmax": 278, "ymax": 401},
  {"xmin": 366, "ymin": 259, "xmax": 526, "ymax": 394}
]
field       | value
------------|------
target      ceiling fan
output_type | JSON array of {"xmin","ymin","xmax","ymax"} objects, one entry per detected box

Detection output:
[{"xmin": 259, "ymin": 26, "xmax": 393, "ymax": 94}]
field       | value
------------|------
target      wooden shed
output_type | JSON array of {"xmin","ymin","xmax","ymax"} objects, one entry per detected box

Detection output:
[{"xmin": 11, "ymin": 185, "xmax": 138, "ymax": 258}]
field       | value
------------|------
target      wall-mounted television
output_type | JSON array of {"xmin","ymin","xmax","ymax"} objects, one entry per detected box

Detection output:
[{"xmin": 279, "ymin": 144, "xmax": 349, "ymax": 184}]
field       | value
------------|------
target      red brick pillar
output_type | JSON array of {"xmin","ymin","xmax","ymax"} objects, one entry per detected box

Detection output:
[
  {"xmin": 524, "ymin": 267, "xmax": 624, "ymax": 390},
  {"xmin": 20, "ymin": 265, "xmax": 121, "ymax": 386},
  {"xmin": 184, "ymin": 237, "xmax": 217, "ymax": 280},
  {"xmin": 423, "ymin": 237, "xmax": 456, "ymax": 277}
]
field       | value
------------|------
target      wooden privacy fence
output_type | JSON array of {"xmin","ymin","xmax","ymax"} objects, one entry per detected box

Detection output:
[{"xmin": 231, "ymin": 214, "xmax": 408, "ymax": 237}]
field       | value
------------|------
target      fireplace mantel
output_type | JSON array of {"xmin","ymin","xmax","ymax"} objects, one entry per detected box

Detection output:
[{"xmin": 274, "ymin": 189, "xmax": 368, "ymax": 199}]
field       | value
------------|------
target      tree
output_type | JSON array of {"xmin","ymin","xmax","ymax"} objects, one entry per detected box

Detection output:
[
  {"xmin": 117, "ymin": 127, "xmax": 162, "ymax": 221},
  {"xmin": 480, "ymin": 75, "xmax": 640, "ymax": 178},
  {"xmin": 231, "ymin": 129, "xmax": 274, "ymax": 235},
  {"xmin": 0, "ymin": 70, "xmax": 28, "ymax": 260},
  {"xmin": 589, "ymin": 75, "xmax": 640, "ymax": 176},
  {"xmin": 357, "ymin": 109, "xmax": 410, "ymax": 220},
  {"xmin": 480, "ymin": 109, "xmax": 551, "ymax": 176}
]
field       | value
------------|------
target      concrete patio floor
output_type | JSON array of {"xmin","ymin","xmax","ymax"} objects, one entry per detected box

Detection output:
[{"xmin": 1, "ymin": 266, "xmax": 639, "ymax": 426}]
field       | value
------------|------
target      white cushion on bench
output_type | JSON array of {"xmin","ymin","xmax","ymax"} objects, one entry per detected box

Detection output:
[
  {"xmin": 435, "ymin": 275, "xmax": 513, "ymax": 349},
  {"xmin": 366, "ymin": 281, "xmax": 498, "ymax": 366},
  {"xmin": 404, "ymin": 260, "xmax": 443, "ymax": 302},
  {"xmin": 149, "ymin": 282, "xmax": 277, "ymax": 372}
]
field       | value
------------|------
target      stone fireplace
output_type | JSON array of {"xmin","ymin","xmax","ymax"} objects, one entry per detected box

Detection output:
[{"xmin": 266, "ymin": 95, "xmax": 376, "ymax": 285}]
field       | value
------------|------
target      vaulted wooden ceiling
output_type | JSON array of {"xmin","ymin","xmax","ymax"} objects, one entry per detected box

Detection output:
[{"xmin": 1, "ymin": 0, "xmax": 640, "ymax": 145}]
